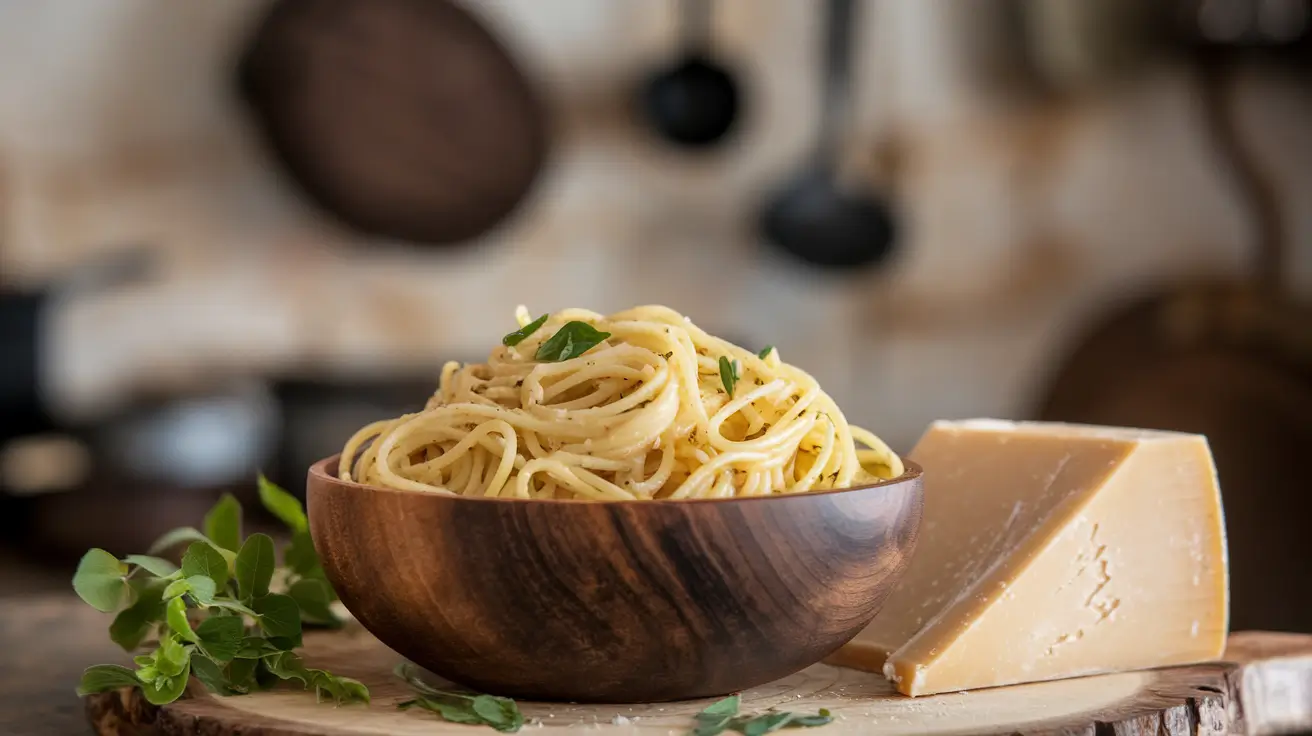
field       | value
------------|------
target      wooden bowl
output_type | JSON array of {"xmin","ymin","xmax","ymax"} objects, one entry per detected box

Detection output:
[{"xmin": 307, "ymin": 456, "xmax": 923, "ymax": 702}]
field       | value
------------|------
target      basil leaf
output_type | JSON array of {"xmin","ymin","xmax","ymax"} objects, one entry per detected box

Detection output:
[
  {"xmin": 139, "ymin": 659, "xmax": 189, "ymax": 705},
  {"xmin": 72, "ymin": 549, "xmax": 129, "ymax": 612},
  {"xmin": 289, "ymin": 578, "xmax": 340, "ymax": 627},
  {"xmin": 758, "ymin": 345, "xmax": 774, "ymax": 360},
  {"xmin": 203, "ymin": 493, "xmax": 243, "ymax": 553},
  {"xmin": 395, "ymin": 663, "xmax": 519, "ymax": 731},
  {"xmin": 718, "ymin": 356, "xmax": 739, "ymax": 396},
  {"xmin": 693, "ymin": 694, "xmax": 741, "ymax": 736},
  {"xmin": 255, "ymin": 593, "xmax": 301, "ymax": 639},
  {"xmin": 185, "ymin": 575, "xmax": 217, "ymax": 605},
  {"xmin": 156, "ymin": 635, "xmax": 189, "ymax": 677},
  {"xmin": 196, "ymin": 616, "xmax": 245, "ymax": 662},
  {"xmin": 740, "ymin": 712, "xmax": 796, "ymax": 736},
  {"xmin": 165, "ymin": 597, "xmax": 198, "ymax": 643},
  {"xmin": 502, "ymin": 314, "xmax": 548, "ymax": 346},
  {"xmin": 701, "ymin": 694, "xmax": 741, "ymax": 717},
  {"xmin": 123, "ymin": 555, "xmax": 179, "ymax": 578},
  {"xmin": 181, "ymin": 542, "xmax": 229, "ymax": 590},
  {"xmin": 75, "ymin": 664, "xmax": 140, "ymax": 696},
  {"xmin": 257, "ymin": 474, "xmax": 307, "ymax": 533},
  {"xmin": 535, "ymin": 321, "xmax": 611, "ymax": 362},
  {"xmin": 110, "ymin": 581, "xmax": 167, "ymax": 651},
  {"xmin": 236, "ymin": 533, "xmax": 276, "ymax": 601},
  {"xmin": 336, "ymin": 677, "xmax": 370, "ymax": 704},
  {"xmin": 472, "ymin": 694, "xmax": 523, "ymax": 731},
  {"xmin": 189, "ymin": 655, "xmax": 231, "ymax": 695}
]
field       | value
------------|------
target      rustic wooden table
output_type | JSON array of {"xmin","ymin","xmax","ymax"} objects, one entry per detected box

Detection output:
[
  {"xmin": 0, "ymin": 595, "xmax": 129, "ymax": 735},
  {"xmin": 6, "ymin": 593, "xmax": 1312, "ymax": 736}
]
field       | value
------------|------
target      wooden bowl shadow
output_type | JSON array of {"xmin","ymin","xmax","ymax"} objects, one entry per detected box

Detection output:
[{"xmin": 307, "ymin": 456, "xmax": 923, "ymax": 702}]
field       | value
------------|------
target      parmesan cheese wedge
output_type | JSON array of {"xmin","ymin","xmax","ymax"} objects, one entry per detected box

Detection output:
[{"xmin": 830, "ymin": 419, "xmax": 1229, "ymax": 696}]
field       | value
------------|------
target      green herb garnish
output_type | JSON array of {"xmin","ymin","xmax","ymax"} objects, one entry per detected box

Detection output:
[
  {"xmin": 757, "ymin": 345, "xmax": 774, "ymax": 360},
  {"xmin": 72, "ymin": 478, "xmax": 361, "ymax": 706},
  {"xmin": 502, "ymin": 314, "xmax": 548, "ymax": 347},
  {"xmin": 396, "ymin": 663, "xmax": 525, "ymax": 732},
  {"xmin": 690, "ymin": 695, "xmax": 832, "ymax": 736},
  {"xmin": 719, "ymin": 356, "xmax": 740, "ymax": 396},
  {"xmin": 535, "ymin": 321, "xmax": 611, "ymax": 362}
]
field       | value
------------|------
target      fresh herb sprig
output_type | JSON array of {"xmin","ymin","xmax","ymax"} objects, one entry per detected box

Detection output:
[
  {"xmin": 535, "ymin": 321, "xmax": 611, "ymax": 362},
  {"xmin": 719, "ymin": 356, "xmax": 741, "ymax": 396},
  {"xmin": 692, "ymin": 694, "xmax": 833, "ymax": 736},
  {"xmin": 72, "ymin": 476, "xmax": 367, "ymax": 706},
  {"xmin": 396, "ymin": 663, "xmax": 525, "ymax": 732},
  {"xmin": 757, "ymin": 346, "xmax": 775, "ymax": 360},
  {"xmin": 502, "ymin": 314, "xmax": 548, "ymax": 347}
]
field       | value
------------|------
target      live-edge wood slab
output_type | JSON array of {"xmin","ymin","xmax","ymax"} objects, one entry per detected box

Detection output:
[{"xmin": 84, "ymin": 626, "xmax": 1312, "ymax": 736}]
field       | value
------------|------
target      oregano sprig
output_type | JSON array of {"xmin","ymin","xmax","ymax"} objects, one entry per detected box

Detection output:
[
  {"xmin": 396, "ymin": 663, "xmax": 525, "ymax": 733},
  {"xmin": 72, "ymin": 477, "xmax": 363, "ymax": 706},
  {"xmin": 691, "ymin": 694, "xmax": 833, "ymax": 736}
]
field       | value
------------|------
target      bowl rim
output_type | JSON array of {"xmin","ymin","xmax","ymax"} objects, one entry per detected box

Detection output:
[{"xmin": 309, "ymin": 455, "xmax": 922, "ymax": 506}]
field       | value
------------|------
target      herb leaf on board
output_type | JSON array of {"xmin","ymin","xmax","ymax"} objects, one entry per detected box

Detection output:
[
  {"xmin": 122, "ymin": 555, "xmax": 180, "ymax": 578},
  {"xmin": 186, "ymin": 575, "xmax": 218, "ymax": 605},
  {"xmin": 395, "ymin": 663, "xmax": 524, "ymax": 732},
  {"xmin": 535, "ymin": 321, "xmax": 611, "ymax": 362},
  {"xmin": 236, "ymin": 533, "xmax": 276, "ymax": 601},
  {"xmin": 109, "ymin": 581, "xmax": 167, "ymax": 651},
  {"xmin": 289, "ymin": 578, "xmax": 341, "ymax": 627},
  {"xmin": 196, "ymin": 615, "xmax": 245, "ymax": 662},
  {"xmin": 254, "ymin": 593, "xmax": 302, "ymax": 639},
  {"xmin": 181, "ymin": 542, "xmax": 229, "ymax": 590},
  {"xmin": 203, "ymin": 493, "xmax": 243, "ymax": 553},
  {"xmin": 76, "ymin": 665, "xmax": 140, "ymax": 696},
  {"xmin": 502, "ymin": 314, "xmax": 548, "ymax": 346},
  {"xmin": 72, "ymin": 549, "xmax": 129, "ymax": 613},
  {"xmin": 688, "ymin": 695, "xmax": 831, "ymax": 736},
  {"xmin": 257, "ymin": 475, "xmax": 308, "ymax": 532}
]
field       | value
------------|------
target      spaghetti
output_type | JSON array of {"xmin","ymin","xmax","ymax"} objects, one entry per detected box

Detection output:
[{"xmin": 340, "ymin": 305, "xmax": 903, "ymax": 500}]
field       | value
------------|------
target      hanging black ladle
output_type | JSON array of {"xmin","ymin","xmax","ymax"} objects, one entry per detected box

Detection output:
[
  {"xmin": 761, "ymin": 0, "xmax": 896, "ymax": 269},
  {"xmin": 639, "ymin": 0, "xmax": 741, "ymax": 148}
]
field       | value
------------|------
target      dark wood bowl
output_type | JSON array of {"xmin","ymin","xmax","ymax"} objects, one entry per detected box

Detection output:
[{"xmin": 306, "ymin": 456, "xmax": 923, "ymax": 702}]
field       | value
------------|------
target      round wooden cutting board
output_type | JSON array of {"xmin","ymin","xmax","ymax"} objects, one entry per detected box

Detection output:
[{"xmin": 85, "ymin": 627, "xmax": 1312, "ymax": 735}]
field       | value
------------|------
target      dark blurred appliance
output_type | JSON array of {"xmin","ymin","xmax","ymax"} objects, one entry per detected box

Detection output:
[
  {"xmin": 238, "ymin": 0, "xmax": 549, "ymax": 246},
  {"xmin": 1037, "ymin": 58, "xmax": 1312, "ymax": 634}
]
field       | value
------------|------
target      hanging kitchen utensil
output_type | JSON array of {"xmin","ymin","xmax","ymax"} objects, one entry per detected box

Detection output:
[
  {"xmin": 638, "ymin": 0, "xmax": 741, "ymax": 149},
  {"xmin": 1036, "ymin": 56, "xmax": 1312, "ymax": 634},
  {"xmin": 760, "ymin": 0, "xmax": 896, "ymax": 270},
  {"xmin": 237, "ymin": 0, "xmax": 549, "ymax": 246}
]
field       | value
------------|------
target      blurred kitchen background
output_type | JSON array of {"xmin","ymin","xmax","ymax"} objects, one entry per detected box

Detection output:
[{"xmin": 0, "ymin": 0, "xmax": 1309, "ymax": 632}]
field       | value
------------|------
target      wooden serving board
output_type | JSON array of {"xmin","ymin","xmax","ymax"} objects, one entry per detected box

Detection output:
[{"xmin": 86, "ymin": 627, "xmax": 1312, "ymax": 736}]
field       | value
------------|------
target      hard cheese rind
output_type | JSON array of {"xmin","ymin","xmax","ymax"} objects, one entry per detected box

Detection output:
[{"xmin": 829, "ymin": 420, "xmax": 1229, "ymax": 696}]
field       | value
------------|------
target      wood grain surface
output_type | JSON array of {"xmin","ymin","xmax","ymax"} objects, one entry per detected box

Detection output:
[
  {"xmin": 306, "ymin": 457, "xmax": 925, "ymax": 702},
  {"xmin": 75, "ymin": 621, "xmax": 1312, "ymax": 736}
]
